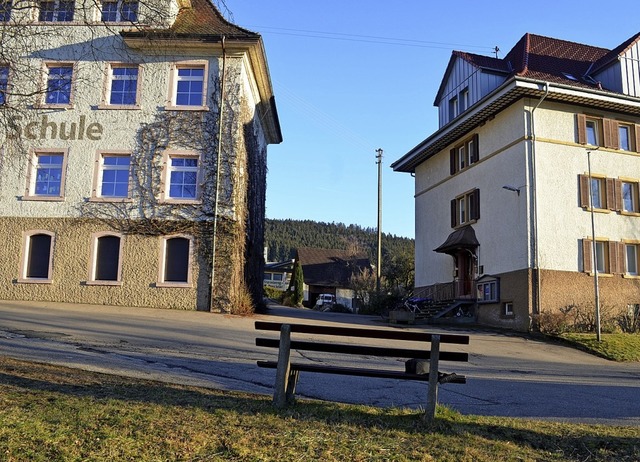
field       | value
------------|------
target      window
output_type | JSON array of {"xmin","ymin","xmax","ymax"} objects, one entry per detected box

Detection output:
[
  {"xmin": 582, "ymin": 239, "xmax": 614, "ymax": 274},
  {"xmin": 448, "ymin": 96, "xmax": 458, "ymax": 122},
  {"xmin": 106, "ymin": 65, "xmax": 139, "ymax": 106},
  {"xmin": 0, "ymin": 0, "xmax": 11, "ymax": 21},
  {"xmin": 20, "ymin": 231, "xmax": 54, "ymax": 282},
  {"xmin": 451, "ymin": 189, "xmax": 480, "ymax": 228},
  {"xmin": 578, "ymin": 174, "xmax": 613, "ymax": 211},
  {"xmin": 163, "ymin": 153, "xmax": 200, "ymax": 201},
  {"xmin": 504, "ymin": 302, "xmax": 514, "ymax": 316},
  {"xmin": 159, "ymin": 236, "xmax": 192, "ymax": 285},
  {"xmin": 585, "ymin": 119, "xmax": 598, "ymax": 146},
  {"xmin": 621, "ymin": 181, "xmax": 639, "ymax": 213},
  {"xmin": 94, "ymin": 153, "xmax": 130, "ymax": 199},
  {"xmin": 0, "ymin": 65, "xmax": 8, "ymax": 105},
  {"xmin": 626, "ymin": 244, "xmax": 639, "ymax": 276},
  {"xmin": 169, "ymin": 63, "xmax": 208, "ymax": 108},
  {"xmin": 477, "ymin": 277, "xmax": 499, "ymax": 303},
  {"xmin": 44, "ymin": 64, "xmax": 73, "ymax": 106},
  {"xmin": 619, "ymin": 124, "xmax": 632, "ymax": 151},
  {"xmin": 26, "ymin": 150, "xmax": 67, "ymax": 199},
  {"xmin": 89, "ymin": 233, "xmax": 122, "ymax": 283},
  {"xmin": 449, "ymin": 134, "xmax": 479, "ymax": 175},
  {"xmin": 460, "ymin": 88, "xmax": 469, "ymax": 112},
  {"xmin": 101, "ymin": 0, "xmax": 137, "ymax": 22},
  {"xmin": 39, "ymin": 0, "xmax": 74, "ymax": 21}
]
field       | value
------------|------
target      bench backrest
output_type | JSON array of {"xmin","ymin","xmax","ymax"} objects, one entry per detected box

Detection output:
[{"xmin": 255, "ymin": 321, "xmax": 469, "ymax": 362}]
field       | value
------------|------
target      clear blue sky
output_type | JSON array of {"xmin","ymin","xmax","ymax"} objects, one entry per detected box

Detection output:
[{"xmin": 225, "ymin": 0, "xmax": 639, "ymax": 238}]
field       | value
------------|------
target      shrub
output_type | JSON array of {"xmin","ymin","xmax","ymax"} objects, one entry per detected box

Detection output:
[{"xmin": 263, "ymin": 286, "xmax": 284, "ymax": 301}]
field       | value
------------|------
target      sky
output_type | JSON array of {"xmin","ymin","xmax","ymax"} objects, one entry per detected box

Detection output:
[{"xmin": 223, "ymin": 1, "xmax": 640, "ymax": 238}]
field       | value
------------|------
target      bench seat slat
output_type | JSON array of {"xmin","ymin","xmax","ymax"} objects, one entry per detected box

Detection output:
[
  {"xmin": 257, "ymin": 360, "xmax": 466, "ymax": 384},
  {"xmin": 256, "ymin": 337, "xmax": 469, "ymax": 362},
  {"xmin": 255, "ymin": 321, "xmax": 469, "ymax": 345}
]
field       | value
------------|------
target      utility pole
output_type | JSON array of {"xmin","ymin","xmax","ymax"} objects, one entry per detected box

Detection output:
[{"xmin": 376, "ymin": 148, "xmax": 383, "ymax": 294}]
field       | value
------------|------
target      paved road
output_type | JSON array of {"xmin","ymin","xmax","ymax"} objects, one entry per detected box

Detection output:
[{"xmin": 1, "ymin": 300, "xmax": 639, "ymax": 426}]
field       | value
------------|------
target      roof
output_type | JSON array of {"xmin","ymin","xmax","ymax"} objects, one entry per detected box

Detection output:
[
  {"xmin": 393, "ymin": 32, "xmax": 640, "ymax": 172},
  {"xmin": 434, "ymin": 225, "xmax": 479, "ymax": 255},
  {"xmin": 296, "ymin": 248, "xmax": 371, "ymax": 288}
]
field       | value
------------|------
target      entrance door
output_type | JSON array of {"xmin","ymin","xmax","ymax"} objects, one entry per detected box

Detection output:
[{"xmin": 454, "ymin": 251, "xmax": 475, "ymax": 298}]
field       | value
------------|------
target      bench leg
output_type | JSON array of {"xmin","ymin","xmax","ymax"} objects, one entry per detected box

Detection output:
[
  {"xmin": 285, "ymin": 369, "xmax": 299, "ymax": 404},
  {"xmin": 425, "ymin": 334, "xmax": 440, "ymax": 422},
  {"xmin": 273, "ymin": 324, "xmax": 292, "ymax": 408}
]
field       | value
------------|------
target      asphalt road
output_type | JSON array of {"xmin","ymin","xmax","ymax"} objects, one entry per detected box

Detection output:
[{"xmin": 1, "ymin": 300, "xmax": 639, "ymax": 426}]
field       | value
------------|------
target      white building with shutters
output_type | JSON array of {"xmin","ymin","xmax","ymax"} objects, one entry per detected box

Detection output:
[
  {"xmin": 0, "ymin": 0, "xmax": 281, "ymax": 312},
  {"xmin": 392, "ymin": 32, "xmax": 640, "ymax": 331}
]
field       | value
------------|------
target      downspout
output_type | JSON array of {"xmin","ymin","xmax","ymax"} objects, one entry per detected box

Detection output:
[
  {"xmin": 529, "ymin": 82, "xmax": 549, "ymax": 322},
  {"xmin": 210, "ymin": 36, "xmax": 226, "ymax": 312}
]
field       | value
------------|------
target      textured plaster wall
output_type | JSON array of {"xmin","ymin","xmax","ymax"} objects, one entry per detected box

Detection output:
[{"xmin": 0, "ymin": 217, "xmax": 201, "ymax": 309}]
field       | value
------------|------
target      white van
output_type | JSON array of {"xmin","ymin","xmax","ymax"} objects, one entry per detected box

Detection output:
[{"xmin": 314, "ymin": 294, "xmax": 335, "ymax": 310}]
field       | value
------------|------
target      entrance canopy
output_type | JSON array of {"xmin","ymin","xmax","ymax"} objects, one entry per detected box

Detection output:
[{"xmin": 434, "ymin": 225, "xmax": 479, "ymax": 255}]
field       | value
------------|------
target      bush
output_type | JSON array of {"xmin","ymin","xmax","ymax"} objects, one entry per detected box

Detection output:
[
  {"xmin": 263, "ymin": 286, "xmax": 284, "ymax": 302},
  {"xmin": 535, "ymin": 303, "xmax": 625, "ymax": 335}
]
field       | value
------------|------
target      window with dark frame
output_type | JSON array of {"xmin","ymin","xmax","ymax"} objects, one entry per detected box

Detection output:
[
  {"xmin": 25, "ymin": 233, "xmax": 52, "ymax": 279},
  {"xmin": 450, "ymin": 134, "xmax": 479, "ymax": 175},
  {"xmin": 93, "ymin": 235, "xmax": 121, "ymax": 281},
  {"xmin": 451, "ymin": 189, "xmax": 480, "ymax": 228},
  {"xmin": 163, "ymin": 237, "xmax": 190, "ymax": 283}
]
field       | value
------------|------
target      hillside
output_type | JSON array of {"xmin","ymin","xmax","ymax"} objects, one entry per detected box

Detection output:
[{"xmin": 264, "ymin": 218, "xmax": 414, "ymax": 264}]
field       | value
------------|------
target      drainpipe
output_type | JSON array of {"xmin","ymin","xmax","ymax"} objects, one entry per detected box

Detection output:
[
  {"xmin": 210, "ymin": 36, "xmax": 226, "ymax": 311},
  {"xmin": 529, "ymin": 82, "xmax": 549, "ymax": 321}
]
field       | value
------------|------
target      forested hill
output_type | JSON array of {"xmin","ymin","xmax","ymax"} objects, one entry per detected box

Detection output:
[{"xmin": 264, "ymin": 218, "xmax": 414, "ymax": 263}]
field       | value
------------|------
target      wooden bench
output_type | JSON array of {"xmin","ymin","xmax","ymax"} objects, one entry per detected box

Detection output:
[{"xmin": 255, "ymin": 321, "xmax": 469, "ymax": 421}]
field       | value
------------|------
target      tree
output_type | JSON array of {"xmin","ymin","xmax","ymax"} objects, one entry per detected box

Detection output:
[{"xmin": 289, "ymin": 259, "xmax": 305, "ymax": 307}]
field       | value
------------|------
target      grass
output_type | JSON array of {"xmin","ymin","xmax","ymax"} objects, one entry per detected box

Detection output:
[
  {"xmin": 0, "ymin": 357, "xmax": 639, "ymax": 461},
  {"xmin": 558, "ymin": 333, "xmax": 640, "ymax": 362}
]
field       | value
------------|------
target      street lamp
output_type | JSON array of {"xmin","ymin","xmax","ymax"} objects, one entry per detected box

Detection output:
[
  {"xmin": 376, "ymin": 148, "xmax": 383, "ymax": 294},
  {"xmin": 587, "ymin": 148, "xmax": 601, "ymax": 342}
]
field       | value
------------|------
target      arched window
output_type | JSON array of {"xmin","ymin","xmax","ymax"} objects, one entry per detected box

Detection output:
[
  {"xmin": 89, "ymin": 233, "xmax": 123, "ymax": 284},
  {"xmin": 158, "ymin": 235, "xmax": 192, "ymax": 286},
  {"xmin": 20, "ymin": 231, "xmax": 54, "ymax": 282}
]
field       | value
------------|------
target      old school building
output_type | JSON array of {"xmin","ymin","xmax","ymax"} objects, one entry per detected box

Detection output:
[
  {"xmin": 0, "ymin": 0, "xmax": 281, "ymax": 312},
  {"xmin": 392, "ymin": 32, "xmax": 640, "ymax": 331}
]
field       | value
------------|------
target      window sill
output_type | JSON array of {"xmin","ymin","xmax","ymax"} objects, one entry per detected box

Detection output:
[
  {"xmin": 88, "ymin": 196, "xmax": 133, "ymax": 203},
  {"xmin": 164, "ymin": 105, "xmax": 209, "ymax": 112},
  {"xmin": 623, "ymin": 274, "xmax": 640, "ymax": 279},
  {"xmin": 586, "ymin": 272, "xmax": 614, "ymax": 277},
  {"xmin": 22, "ymin": 195, "xmax": 65, "ymax": 202},
  {"xmin": 34, "ymin": 103, "xmax": 74, "ymax": 110},
  {"xmin": 85, "ymin": 280, "xmax": 123, "ymax": 286},
  {"xmin": 156, "ymin": 281, "xmax": 193, "ymax": 288},
  {"xmin": 17, "ymin": 278, "xmax": 53, "ymax": 284},
  {"xmin": 582, "ymin": 207, "xmax": 611, "ymax": 214},
  {"xmin": 161, "ymin": 198, "xmax": 202, "ymax": 205},
  {"xmin": 454, "ymin": 219, "xmax": 478, "ymax": 229},
  {"xmin": 620, "ymin": 211, "xmax": 640, "ymax": 217},
  {"xmin": 97, "ymin": 104, "xmax": 141, "ymax": 110}
]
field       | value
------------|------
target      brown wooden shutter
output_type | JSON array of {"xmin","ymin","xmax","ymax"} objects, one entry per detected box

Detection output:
[
  {"xmin": 582, "ymin": 239, "xmax": 592, "ymax": 273},
  {"xmin": 635, "ymin": 124, "xmax": 640, "ymax": 153},
  {"xmin": 470, "ymin": 134, "xmax": 479, "ymax": 163},
  {"xmin": 451, "ymin": 199, "xmax": 457, "ymax": 228},
  {"xmin": 606, "ymin": 177, "xmax": 616, "ymax": 210},
  {"xmin": 609, "ymin": 120, "xmax": 620, "ymax": 149},
  {"xmin": 577, "ymin": 114, "xmax": 587, "ymax": 144},
  {"xmin": 579, "ymin": 174, "xmax": 590, "ymax": 208},
  {"xmin": 603, "ymin": 119, "xmax": 615, "ymax": 149},
  {"xmin": 470, "ymin": 189, "xmax": 480, "ymax": 220},
  {"xmin": 618, "ymin": 241, "xmax": 627, "ymax": 274},
  {"xmin": 607, "ymin": 241, "xmax": 616, "ymax": 274},
  {"xmin": 450, "ymin": 149, "xmax": 456, "ymax": 175},
  {"xmin": 613, "ymin": 178, "xmax": 622, "ymax": 212}
]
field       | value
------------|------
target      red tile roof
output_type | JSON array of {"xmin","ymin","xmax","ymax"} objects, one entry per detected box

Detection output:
[{"xmin": 169, "ymin": 0, "xmax": 258, "ymax": 38}]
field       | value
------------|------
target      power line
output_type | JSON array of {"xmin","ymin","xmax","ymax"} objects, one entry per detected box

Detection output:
[{"xmin": 242, "ymin": 25, "xmax": 495, "ymax": 52}]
